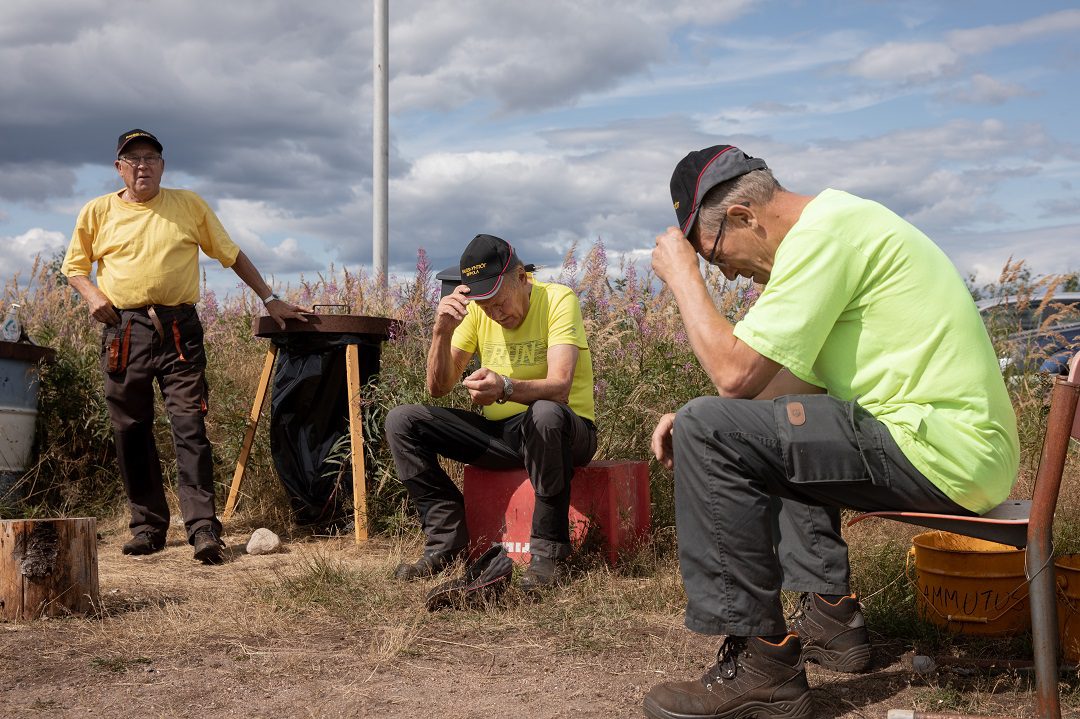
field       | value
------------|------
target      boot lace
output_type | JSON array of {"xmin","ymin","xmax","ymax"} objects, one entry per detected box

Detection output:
[
  {"xmin": 702, "ymin": 636, "xmax": 747, "ymax": 689},
  {"xmin": 787, "ymin": 592, "xmax": 813, "ymax": 634}
]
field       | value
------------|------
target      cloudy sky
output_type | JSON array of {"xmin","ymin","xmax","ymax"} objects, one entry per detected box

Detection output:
[{"xmin": 2, "ymin": 0, "xmax": 1078, "ymax": 299}]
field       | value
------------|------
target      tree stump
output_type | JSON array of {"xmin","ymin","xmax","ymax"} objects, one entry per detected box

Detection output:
[{"xmin": 0, "ymin": 517, "xmax": 99, "ymax": 620}]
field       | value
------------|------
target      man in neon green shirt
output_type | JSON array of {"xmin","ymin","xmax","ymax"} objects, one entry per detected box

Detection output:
[
  {"xmin": 385, "ymin": 234, "xmax": 596, "ymax": 591},
  {"xmin": 642, "ymin": 145, "xmax": 1018, "ymax": 719},
  {"xmin": 62, "ymin": 129, "xmax": 306, "ymax": 565}
]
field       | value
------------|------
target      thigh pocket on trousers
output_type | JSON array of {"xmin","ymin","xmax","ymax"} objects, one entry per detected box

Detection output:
[
  {"xmin": 774, "ymin": 395, "xmax": 890, "ymax": 488},
  {"xmin": 169, "ymin": 310, "xmax": 207, "ymax": 367}
]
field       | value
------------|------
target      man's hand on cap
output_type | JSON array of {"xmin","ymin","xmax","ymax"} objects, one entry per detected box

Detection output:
[
  {"xmin": 434, "ymin": 285, "xmax": 470, "ymax": 334},
  {"xmin": 652, "ymin": 226, "xmax": 700, "ymax": 285}
]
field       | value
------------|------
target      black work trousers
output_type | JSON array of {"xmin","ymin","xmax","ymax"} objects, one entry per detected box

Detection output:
[
  {"xmin": 101, "ymin": 305, "xmax": 220, "ymax": 544},
  {"xmin": 672, "ymin": 394, "xmax": 972, "ymax": 637},
  {"xmin": 384, "ymin": 401, "xmax": 597, "ymax": 560}
]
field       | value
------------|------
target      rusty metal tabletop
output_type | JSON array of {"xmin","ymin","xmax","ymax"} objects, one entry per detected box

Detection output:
[{"xmin": 252, "ymin": 314, "xmax": 397, "ymax": 340}]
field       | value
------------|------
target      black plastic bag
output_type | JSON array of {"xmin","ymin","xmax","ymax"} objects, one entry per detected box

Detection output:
[{"xmin": 268, "ymin": 332, "xmax": 382, "ymax": 526}]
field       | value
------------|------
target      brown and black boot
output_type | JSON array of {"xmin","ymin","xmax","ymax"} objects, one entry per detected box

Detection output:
[
  {"xmin": 122, "ymin": 530, "xmax": 166, "ymax": 556},
  {"xmin": 394, "ymin": 549, "xmax": 461, "ymax": 581},
  {"xmin": 790, "ymin": 592, "xmax": 871, "ymax": 673},
  {"xmin": 192, "ymin": 528, "xmax": 225, "ymax": 565},
  {"xmin": 643, "ymin": 634, "xmax": 814, "ymax": 719}
]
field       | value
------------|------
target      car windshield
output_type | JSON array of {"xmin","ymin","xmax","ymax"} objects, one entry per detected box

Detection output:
[{"xmin": 980, "ymin": 296, "xmax": 1080, "ymax": 333}]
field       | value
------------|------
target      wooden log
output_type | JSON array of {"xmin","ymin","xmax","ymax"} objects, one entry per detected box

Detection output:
[{"xmin": 0, "ymin": 517, "xmax": 99, "ymax": 620}]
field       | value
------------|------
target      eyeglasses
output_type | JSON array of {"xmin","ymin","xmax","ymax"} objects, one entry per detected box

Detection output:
[
  {"xmin": 118, "ymin": 154, "xmax": 163, "ymax": 167},
  {"xmin": 706, "ymin": 213, "xmax": 729, "ymax": 265},
  {"xmin": 705, "ymin": 202, "xmax": 749, "ymax": 265}
]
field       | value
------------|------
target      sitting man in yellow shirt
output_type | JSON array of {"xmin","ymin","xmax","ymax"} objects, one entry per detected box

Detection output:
[
  {"xmin": 385, "ymin": 234, "xmax": 597, "ymax": 591},
  {"xmin": 62, "ymin": 128, "xmax": 307, "ymax": 565}
]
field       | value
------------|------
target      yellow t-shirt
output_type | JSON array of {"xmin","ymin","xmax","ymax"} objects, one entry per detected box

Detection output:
[
  {"xmin": 62, "ymin": 188, "xmax": 240, "ymax": 308},
  {"xmin": 451, "ymin": 279, "xmax": 595, "ymax": 422}
]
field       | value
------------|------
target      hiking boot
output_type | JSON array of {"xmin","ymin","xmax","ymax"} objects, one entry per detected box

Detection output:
[
  {"xmin": 644, "ymin": 635, "xmax": 813, "ymax": 719},
  {"xmin": 518, "ymin": 553, "xmax": 564, "ymax": 593},
  {"xmin": 790, "ymin": 592, "xmax": 871, "ymax": 673},
  {"xmin": 192, "ymin": 528, "xmax": 225, "ymax": 565},
  {"xmin": 122, "ymin": 531, "xmax": 165, "ymax": 556},
  {"xmin": 394, "ymin": 549, "xmax": 460, "ymax": 581}
]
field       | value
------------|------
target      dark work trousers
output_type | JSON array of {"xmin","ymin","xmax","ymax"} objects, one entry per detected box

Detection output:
[
  {"xmin": 384, "ymin": 400, "xmax": 597, "ymax": 560},
  {"xmin": 673, "ymin": 394, "xmax": 973, "ymax": 637},
  {"xmin": 101, "ymin": 305, "xmax": 220, "ymax": 544}
]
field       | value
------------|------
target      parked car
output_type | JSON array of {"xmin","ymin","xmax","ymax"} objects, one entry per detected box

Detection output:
[{"xmin": 976, "ymin": 291, "xmax": 1080, "ymax": 375}]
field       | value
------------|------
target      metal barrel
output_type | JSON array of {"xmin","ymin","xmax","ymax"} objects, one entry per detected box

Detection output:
[{"xmin": 0, "ymin": 341, "xmax": 55, "ymax": 498}]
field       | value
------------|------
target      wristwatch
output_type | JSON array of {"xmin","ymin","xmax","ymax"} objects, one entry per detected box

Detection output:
[
  {"xmin": 262, "ymin": 292, "xmax": 281, "ymax": 307},
  {"xmin": 495, "ymin": 374, "xmax": 514, "ymax": 404}
]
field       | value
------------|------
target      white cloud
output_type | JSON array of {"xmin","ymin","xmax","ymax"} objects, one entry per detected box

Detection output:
[
  {"xmin": 848, "ymin": 41, "xmax": 960, "ymax": 82},
  {"xmin": 212, "ymin": 199, "xmax": 322, "ymax": 274},
  {"xmin": 1, "ymin": 227, "xmax": 68, "ymax": 282},
  {"xmin": 846, "ymin": 9, "xmax": 1080, "ymax": 84},
  {"xmin": 947, "ymin": 9, "xmax": 1080, "ymax": 55},
  {"xmin": 949, "ymin": 222, "xmax": 1080, "ymax": 284},
  {"xmin": 942, "ymin": 74, "xmax": 1034, "ymax": 106}
]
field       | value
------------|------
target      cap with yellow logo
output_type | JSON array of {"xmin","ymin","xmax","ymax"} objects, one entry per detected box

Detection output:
[
  {"xmin": 458, "ymin": 234, "xmax": 521, "ymax": 301},
  {"xmin": 116, "ymin": 128, "xmax": 163, "ymax": 158}
]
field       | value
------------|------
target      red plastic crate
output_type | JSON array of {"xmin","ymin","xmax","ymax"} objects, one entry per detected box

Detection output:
[{"xmin": 463, "ymin": 460, "xmax": 650, "ymax": 565}]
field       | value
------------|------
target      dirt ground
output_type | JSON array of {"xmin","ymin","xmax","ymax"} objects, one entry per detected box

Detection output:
[{"xmin": 2, "ymin": 527, "xmax": 1076, "ymax": 719}]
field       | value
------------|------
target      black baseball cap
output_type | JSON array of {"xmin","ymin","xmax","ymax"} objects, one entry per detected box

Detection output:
[
  {"xmin": 116, "ymin": 128, "xmax": 163, "ymax": 158},
  {"xmin": 459, "ymin": 234, "xmax": 522, "ymax": 300},
  {"xmin": 670, "ymin": 145, "xmax": 768, "ymax": 236}
]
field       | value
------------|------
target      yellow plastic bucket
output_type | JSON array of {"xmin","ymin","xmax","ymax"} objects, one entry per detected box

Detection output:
[
  {"xmin": 911, "ymin": 531, "xmax": 1030, "ymax": 636},
  {"xmin": 1056, "ymin": 555, "xmax": 1080, "ymax": 663}
]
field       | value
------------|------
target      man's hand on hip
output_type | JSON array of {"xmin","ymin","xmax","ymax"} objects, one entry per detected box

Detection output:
[
  {"xmin": 70, "ymin": 278, "xmax": 120, "ymax": 326},
  {"xmin": 652, "ymin": 226, "xmax": 700, "ymax": 286},
  {"xmin": 434, "ymin": 285, "xmax": 471, "ymax": 335},
  {"xmin": 463, "ymin": 367, "xmax": 504, "ymax": 406}
]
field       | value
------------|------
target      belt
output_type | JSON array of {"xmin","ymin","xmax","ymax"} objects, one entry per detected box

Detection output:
[{"xmin": 119, "ymin": 304, "xmax": 194, "ymax": 340}]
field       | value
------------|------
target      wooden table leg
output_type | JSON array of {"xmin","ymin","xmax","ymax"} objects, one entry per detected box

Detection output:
[
  {"xmin": 345, "ymin": 344, "xmax": 368, "ymax": 544},
  {"xmin": 222, "ymin": 346, "xmax": 278, "ymax": 522}
]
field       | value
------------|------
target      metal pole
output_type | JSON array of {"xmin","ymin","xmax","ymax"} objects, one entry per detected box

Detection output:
[{"xmin": 373, "ymin": 0, "xmax": 389, "ymax": 287}]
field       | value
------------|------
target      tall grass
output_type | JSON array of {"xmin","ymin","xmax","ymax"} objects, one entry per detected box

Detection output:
[{"xmin": 2, "ymin": 250, "xmax": 1077, "ymax": 551}]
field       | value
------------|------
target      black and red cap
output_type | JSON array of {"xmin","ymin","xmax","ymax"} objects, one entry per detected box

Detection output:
[
  {"xmin": 116, "ymin": 128, "xmax": 163, "ymax": 158},
  {"xmin": 459, "ymin": 234, "xmax": 525, "ymax": 301},
  {"xmin": 670, "ymin": 145, "xmax": 768, "ymax": 236}
]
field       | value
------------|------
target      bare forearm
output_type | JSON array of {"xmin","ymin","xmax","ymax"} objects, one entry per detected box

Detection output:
[
  {"xmin": 229, "ymin": 250, "xmax": 272, "ymax": 300},
  {"xmin": 67, "ymin": 274, "xmax": 98, "ymax": 299},
  {"xmin": 67, "ymin": 275, "xmax": 120, "ymax": 325},
  {"xmin": 668, "ymin": 272, "xmax": 757, "ymax": 396},
  {"xmin": 426, "ymin": 331, "xmax": 459, "ymax": 397},
  {"xmin": 502, "ymin": 376, "xmax": 571, "ymax": 405}
]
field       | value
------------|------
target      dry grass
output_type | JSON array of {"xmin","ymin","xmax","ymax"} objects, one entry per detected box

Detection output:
[
  {"xmin": 3, "ymin": 523, "xmax": 1077, "ymax": 718},
  {"xmin": 3, "ymin": 252, "xmax": 1080, "ymax": 717}
]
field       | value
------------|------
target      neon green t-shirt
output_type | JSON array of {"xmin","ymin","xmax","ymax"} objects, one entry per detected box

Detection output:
[
  {"xmin": 733, "ymin": 190, "xmax": 1018, "ymax": 513},
  {"xmin": 62, "ymin": 188, "xmax": 240, "ymax": 308},
  {"xmin": 451, "ymin": 279, "xmax": 595, "ymax": 422}
]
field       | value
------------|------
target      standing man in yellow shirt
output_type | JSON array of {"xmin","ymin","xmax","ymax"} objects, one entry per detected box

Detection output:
[
  {"xmin": 62, "ymin": 129, "xmax": 307, "ymax": 564},
  {"xmin": 385, "ymin": 234, "xmax": 597, "ymax": 590}
]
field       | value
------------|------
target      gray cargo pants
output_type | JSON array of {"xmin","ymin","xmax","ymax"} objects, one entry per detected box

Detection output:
[
  {"xmin": 385, "ymin": 400, "xmax": 597, "ymax": 560},
  {"xmin": 673, "ymin": 394, "xmax": 972, "ymax": 636}
]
